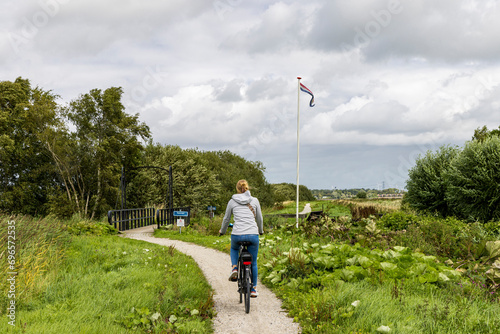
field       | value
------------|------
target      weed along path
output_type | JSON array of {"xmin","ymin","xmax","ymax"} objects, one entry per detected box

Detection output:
[{"xmin": 122, "ymin": 226, "xmax": 300, "ymax": 334}]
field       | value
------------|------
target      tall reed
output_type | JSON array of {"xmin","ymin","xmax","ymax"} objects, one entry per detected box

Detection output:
[{"xmin": 0, "ymin": 215, "xmax": 70, "ymax": 313}]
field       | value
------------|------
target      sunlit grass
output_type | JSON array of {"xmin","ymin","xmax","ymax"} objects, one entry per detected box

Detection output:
[{"xmin": 0, "ymin": 220, "xmax": 215, "ymax": 334}]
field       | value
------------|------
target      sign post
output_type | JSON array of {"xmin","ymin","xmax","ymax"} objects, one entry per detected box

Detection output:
[
  {"xmin": 207, "ymin": 206, "xmax": 216, "ymax": 220},
  {"xmin": 177, "ymin": 218, "xmax": 184, "ymax": 234},
  {"xmin": 173, "ymin": 211, "xmax": 188, "ymax": 234}
]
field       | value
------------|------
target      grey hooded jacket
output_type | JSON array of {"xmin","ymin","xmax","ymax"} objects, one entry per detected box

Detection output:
[{"xmin": 220, "ymin": 190, "xmax": 263, "ymax": 235}]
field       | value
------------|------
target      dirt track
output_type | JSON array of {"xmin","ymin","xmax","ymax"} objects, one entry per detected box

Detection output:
[{"xmin": 122, "ymin": 226, "xmax": 300, "ymax": 334}]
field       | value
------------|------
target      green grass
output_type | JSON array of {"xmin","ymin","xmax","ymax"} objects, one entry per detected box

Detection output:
[
  {"xmin": 155, "ymin": 227, "xmax": 231, "ymax": 254},
  {"xmin": 0, "ymin": 215, "xmax": 71, "ymax": 312},
  {"xmin": 281, "ymin": 279, "xmax": 499, "ymax": 333},
  {"xmin": 259, "ymin": 231, "xmax": 500, "ymax": 333},
  {"xmin": 153, "ymin": 209, "xmax": 500, "ymax": 334},
  {"xmin": 265, "ymin": 200, "xmax": 351, "ymax": 217},
  {"xmin": 4, "ymin": 203, "xmax": 498, "ymax": 334},
  {"xmin": 1, "ymin": 227, "xmax": 215, "ymax": 333}
]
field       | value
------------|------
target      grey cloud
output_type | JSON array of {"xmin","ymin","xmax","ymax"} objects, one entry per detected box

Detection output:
[
  {"xmin": 5, "ymin": 0, "xmax": 500, "ymax": 190},
  {"xmin": 332, "ymin": 100, "xmax": 415, "ymax": 134},
  {"xmin": 7, "ymin": 0, "xmax": 211, "ymax": 58},
  {"xmin": 307, "ymin": 0, "xmax": 500, "ymax": 63},
  {"xmin": 220, "ymin": 2, "xmax": 303, "ymax": 53},
  {"xmin": 245, "ymin": 77, "xmax": 288, "ymax": 101},
  {"xmin": 458, "ymin": 85, "xmax": 500, "ymax": 124},
  {"xmin": 213, "ymin": 79, "xmax": 244, "ymax": 102}
]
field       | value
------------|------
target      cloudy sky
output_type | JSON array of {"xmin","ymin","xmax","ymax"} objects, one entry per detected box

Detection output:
[{"xmin": 2, "ymin": 0, "xmax": 500, "ymax": 190}]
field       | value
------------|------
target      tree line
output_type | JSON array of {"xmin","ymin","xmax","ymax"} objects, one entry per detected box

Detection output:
[
  {"xmin": 404, "ymin": 125, "xmax": 500, "ymax": 223},
  {"xmin": 1, "ymin": 77, "xmax": 305, "ymax": 219}
]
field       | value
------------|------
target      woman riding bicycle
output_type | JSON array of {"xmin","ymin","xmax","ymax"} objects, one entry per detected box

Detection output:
[{"xmin": 219, "ymin": 180, "xmax": 263, "ymax": 298}]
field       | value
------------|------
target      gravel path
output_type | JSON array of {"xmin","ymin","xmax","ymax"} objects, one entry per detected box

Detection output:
[{"xmin": 122, "ymin": 226, "xmax": 301, "ymax": 334}]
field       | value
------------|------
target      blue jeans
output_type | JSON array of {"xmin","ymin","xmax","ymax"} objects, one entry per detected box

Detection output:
[{"xmin": 230, "ymin": 234, "xmax": 259, "ymax": 287}]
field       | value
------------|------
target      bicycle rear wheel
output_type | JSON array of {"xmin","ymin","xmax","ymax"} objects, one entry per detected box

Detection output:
[
  {"xmin": 244, "ymin": 267, "xmax": 251, "ymax": 313},
  {"xmin": 238, "ymin": 262, "xmax": 243, "ymax": 303}
]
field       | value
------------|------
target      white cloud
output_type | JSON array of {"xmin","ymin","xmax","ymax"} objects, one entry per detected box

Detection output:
[{"xmin": 3, "ymin": 0, "xmax": 500, "ymax": 189}]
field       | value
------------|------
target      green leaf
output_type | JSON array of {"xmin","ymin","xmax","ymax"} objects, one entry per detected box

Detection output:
[
  {"xmin": 409, "ymin": 263, "xmax": 427, "ymax": 276},
  {"xmin": 314, "ymin": 256, "xmax": 333, "ymax": 268},
  {"xmin": 340, "ymin": 269, "xmax": 355, "ymax": 282},
  {"xmin": 383, "ymin": 250, "xmax": 401, "ymax": 260},
  {"xmin": 486, "ymin": 241, "xmax": 500, "ymax": 259},
  {"xmin": 358, "ymin": 256, "xmax": 373, "ymax": 269},
  {"xmin": 380, "ymin": 262, "xmax": 397, "ymax": 271},
  {"xmin": 422, "ymin": 271, "xmax": 438, "ymax": 283},
  {"xmin": 346, "ymin": 256, "xmax": 359, "ymax": 266},
  {"xmin": 421, "ymin": 255, "xmax": 437, "ymax": 263},
  {"xmin": 438, "ymin": 273, "xmax": 450, "ymax": 282}
]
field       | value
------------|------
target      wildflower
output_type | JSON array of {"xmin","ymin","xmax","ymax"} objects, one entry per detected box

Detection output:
[
  {"xmin": 122, "ymin": 251, "xmax": 127, "ymax": 255},
  {"xmin": 351, "ymin": 300, "xmax": 360, "ymax": 307},
  {"xmin": 144, "ymin": 249, "xmax": 150, "ymax": 252}
]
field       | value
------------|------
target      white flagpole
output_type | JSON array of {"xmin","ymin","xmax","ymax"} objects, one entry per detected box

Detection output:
[{"xmin": 296, "ymin": 77, "xmax": 301, "ymax": 228}]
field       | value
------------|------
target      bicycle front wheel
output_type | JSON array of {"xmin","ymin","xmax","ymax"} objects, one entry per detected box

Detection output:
[{"xmin": 244, "ymin": 267, "xmax": 251, "ymax": 313}]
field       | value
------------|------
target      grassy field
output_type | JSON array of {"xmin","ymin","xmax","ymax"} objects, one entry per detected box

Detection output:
[
  {"xmin": 2, "ymin": 199, "xmax": 499, "ymax": 333},
  {"xmin": 265, "ymin": 200, "xmax": 351, "ymax": 217},
  {"xmin": 0, "ymin": 215, "xmax": 215, "ymax": 334},
  {"xmin": 157, "ymin": 199, "xmax": 500, "ymax": 334}
]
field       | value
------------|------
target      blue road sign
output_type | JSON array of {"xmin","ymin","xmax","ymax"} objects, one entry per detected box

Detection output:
[
  {"xmin": 207, "ymin": 206, "xmax": 216, "ymax": 211},
  {"xmin": 173, "ymin": 211, "xmax": 189, "ymax": 217}
]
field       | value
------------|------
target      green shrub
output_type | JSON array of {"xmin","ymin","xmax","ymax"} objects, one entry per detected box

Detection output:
[
  {"xmin": 404, "ymin": 145, "xmax": 460, "ymax": 216},
  {"xmin": 189, "ymin": 216, "xmax": 222, "ymax": 236},
  {"xmin": 378, "ymin": 211, "xmax": 417, "ymax": 230},
  {"xmin": 484, "ymin": 220, "xmax": 500, "ymax": 237},
  {"xmin": 356, "ymin": 191, "xmax": 367, "ymax": 199},
  {"xmin": 446, "ymin": 136, "xmax": 500, "ymax": 223},
  {"xmin": 66, "ymin": 220, "xmax": 118, "ymax": 235},
  {"xmin": 390, "ymin": 216, "xmax": 492, "ymax": 261}
]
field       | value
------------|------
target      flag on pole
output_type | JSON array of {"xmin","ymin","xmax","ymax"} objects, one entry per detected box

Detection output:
[{"xmin": 299, "ymin": 83, "xmax": 315, "ymax": 107}]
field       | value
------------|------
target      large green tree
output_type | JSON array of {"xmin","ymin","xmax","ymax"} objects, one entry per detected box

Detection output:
[
  {"xmin": 446, "ymin": 136, "xmax": 500, "ymax": 222},
  {"xmin": 0, "ymin": 77, "xmax": 60, "ymax": 215},
  {"xmin": 404, "ymin": 145, "xmax": 460, "ymax": 216},
  {"xmin": 271, "ymin": 183, "xmax": 314, "ymax": 204},
  {"xmin": 57, "ymin": 87, "xmax": 150, "ymax": 219},
  {"xmin": 126, "ymin": 145, "xmax": 273, "ymax": 215},
  {"xmin": 472, "ymin": 125, "xmax": 500, "ymax": 142},
  {"xmin": 126, "ymin": 144, "xmax": 220, "ymax": 214},
  {"xmin": 200, "ymin": 150, "xmax": 273, "ymax": 209}
]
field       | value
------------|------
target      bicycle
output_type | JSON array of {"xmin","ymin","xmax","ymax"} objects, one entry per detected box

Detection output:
[{"xmin": 236, "ymin": 241, "xmax": 253, "ymax": 313}]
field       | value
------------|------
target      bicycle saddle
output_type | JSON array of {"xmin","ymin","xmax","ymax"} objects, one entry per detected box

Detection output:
[{"xmin": 238, "ymin": 241, "xmax": 253, "ymax": 246}]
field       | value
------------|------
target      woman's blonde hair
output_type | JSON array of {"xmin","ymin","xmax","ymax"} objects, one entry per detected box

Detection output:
[{"xmin": 236, "ymin": 179, "xmax": 250, "ymax": 194}]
